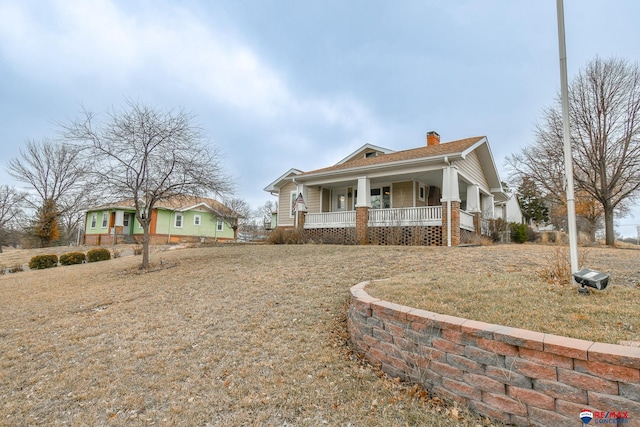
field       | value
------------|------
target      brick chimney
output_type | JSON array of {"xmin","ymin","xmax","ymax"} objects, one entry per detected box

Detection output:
[{"xmin": 427, "ymin": 131, "xmax": 440, "ymax": 146}]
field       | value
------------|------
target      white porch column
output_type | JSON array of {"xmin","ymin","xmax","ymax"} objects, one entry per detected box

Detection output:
[
  {"xmin": 295, "ymin": 184, "xmax": 308, "ymax": 212},
  {"xmin": 441, "ymin": 166, "xmax": 461, "ymax": 247},
  {"xmin": 466, "ymin": 184, "xmax": 481, "ymax": 213},
  {"xmin": 440, "ymin": 166, "xmax": 460, "ymax": 202},
  {"xmin": 355, "ymin": 176, "xmax": 371, "ymax": 207},
  {"xmin": 114, "ymin": 210, "xmax": 124, "ymax": 226},
  {"xmin": 483, "ymin": 194, "xmax": 495, "ymax": 219}
]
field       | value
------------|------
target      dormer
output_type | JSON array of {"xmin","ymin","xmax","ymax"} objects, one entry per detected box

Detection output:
[{"xmin": 335, "ymin": 143, "xmax": 395, "ymax": 165}]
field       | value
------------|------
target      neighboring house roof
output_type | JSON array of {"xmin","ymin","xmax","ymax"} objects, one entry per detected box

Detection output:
[{"xmin": 88, "ymin": 195, "xmax": 237, "ymax": 217}]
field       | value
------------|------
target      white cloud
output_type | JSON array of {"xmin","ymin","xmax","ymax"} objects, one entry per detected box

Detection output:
[{"xmin": 0, "ymin": 0, "xmax": 384, "ymax": 140}]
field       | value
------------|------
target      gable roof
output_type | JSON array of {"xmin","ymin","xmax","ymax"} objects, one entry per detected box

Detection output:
[
  {"xmin": 335, "ymin": 143, "xmax": 395, "ymax": 165},
  {"xmin": 263, "ymin": 168, "xmax": 303, "ymax": 193},
  {"xmin": 299, "ymin": 136, "xmax": 485, "ymax": 177},
  {"xmin": 89, "ymin": 195, "xmax": 237, "ymax": 217}
]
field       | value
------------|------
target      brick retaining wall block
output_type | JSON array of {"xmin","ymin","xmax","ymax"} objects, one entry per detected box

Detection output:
[{"xmin": 348, "ymin": 280, "xmax": 640, "ymax": 427}]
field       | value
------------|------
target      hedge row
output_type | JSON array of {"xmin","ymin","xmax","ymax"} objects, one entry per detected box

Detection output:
[{"xmin": 29, "ymin": 248, "xmax": 112, "ymax": 270}]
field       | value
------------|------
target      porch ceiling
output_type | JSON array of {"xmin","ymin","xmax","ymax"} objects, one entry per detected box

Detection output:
[{"xmin": 302, "ymin": 169, "xmax": 444, "ymax": 190}]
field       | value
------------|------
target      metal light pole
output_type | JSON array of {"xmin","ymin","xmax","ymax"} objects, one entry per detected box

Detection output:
[{"xmin": 556, "ymin": 0, "xmax": 579, "ymax": 278}]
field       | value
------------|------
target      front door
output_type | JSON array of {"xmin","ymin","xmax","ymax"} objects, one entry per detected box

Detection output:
[
  {"xmin": 334, "ymin": 190, "xmax": 347, "ymax": 211},
  {"xmin": 122, "ymin": 213, "xmax": 132, "ymax": 235}
]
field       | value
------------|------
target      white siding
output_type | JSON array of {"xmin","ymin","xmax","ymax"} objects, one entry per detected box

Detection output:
[
  {"xmin": 455, "ymin": 151, "xmax": 490, "ymax": 191},
  {"xmin": 277, "ymin": 181, "xmax": 297, "ymax": 227}
]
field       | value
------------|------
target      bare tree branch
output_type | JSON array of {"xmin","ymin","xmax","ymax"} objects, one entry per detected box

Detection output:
[{"xmin": 62, "ymin": 100, "xmax": 234, "ymax": 268}]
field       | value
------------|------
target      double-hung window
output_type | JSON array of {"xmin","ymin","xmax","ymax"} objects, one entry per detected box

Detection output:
[
  {"xmin": 101, "ymin": 212, "xmax": 109, "ymax": 228},
  {"xmin": 90, "ymin": 213, "xmax": 97, "ymax": 229},
  {"xmin": 175, "ymin": 213, "xmax": 183, "ymax": 228},
  {"xmin": 194, "ymin": 215, "xmax": 201, "ymax": 226}
]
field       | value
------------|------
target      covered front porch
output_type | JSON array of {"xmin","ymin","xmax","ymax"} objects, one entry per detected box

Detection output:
[{"xmin": 292, "ymin": 165, "xmax": 495, "ymax": 246}]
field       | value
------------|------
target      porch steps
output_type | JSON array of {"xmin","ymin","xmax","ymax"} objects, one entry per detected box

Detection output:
[{"xmin": 119, "ymin": 235, "xmax": 137, "ymax": 244}]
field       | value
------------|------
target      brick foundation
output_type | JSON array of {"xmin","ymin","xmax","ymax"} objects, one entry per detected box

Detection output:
[
  {"xmin": 368, "ymin": 226, "xmax": 442, "ymax": 246},
  {"xmin": 84, "ymin": 234, "xmax": 231, "ymax": 246},
  {"xmin": 348, "ymin": 281, "xmax": 640, "ymax": 426},
  {"xmin": 304, "ymin": 227, "xmax": 357, "ymax": 244}
]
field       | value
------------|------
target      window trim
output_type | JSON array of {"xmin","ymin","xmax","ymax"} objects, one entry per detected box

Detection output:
[
  {"xmin": 90, "ymin": 213, "xmax": 97, "ymax": 229},
  {"xmin": 194, "ymin": 214, "xmax": 201, "ymax": 226},
  {"xmin": 419, "ymin": 184, "xmax": 426, "ymax": 201},
  {"xmin": 289, "ymin": 190, "xmax": 298, "ymax": 218},
  {"xmin": 175, "ymin": 213, "xmax": 184, "ymax": 228},
  {"xmin": 101, "ymin": 212, "xmax": 109, "ymax": 228},
  {"xmin": 216, "ymin": 219, "xmax": 223, "ymax": 232}
]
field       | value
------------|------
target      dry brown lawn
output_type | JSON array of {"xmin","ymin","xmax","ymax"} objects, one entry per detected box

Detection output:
[
  {"xmin": 367, "ymin": 244, "xmax": 640, "ymax": 345},
  {"xmin": 1, "ymin": 243, "xmax": 638, "ymax": 426},
  {"xmin": 1, "ymin": 244, "xmax": 498, "ymax": 427}
]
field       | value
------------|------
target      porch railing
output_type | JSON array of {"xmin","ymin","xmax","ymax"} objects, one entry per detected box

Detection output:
[
  {"xmin": 460, "ymin": 210, "xmax": 475, "ymax": 231},
  {"xmin": 369, "ymin": 206, "xmax": 442, "ymax": 227},
  {"xmin": 304, "ymin": 206, "xmax": 483, "ymax": 230},
  {"xmin": 304, "ymin": 211, "xmax": 356, "ymax": 228}
]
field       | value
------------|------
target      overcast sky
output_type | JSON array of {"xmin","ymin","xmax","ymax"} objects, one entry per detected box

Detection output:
[{"xmin": 1, "ymin": 0, "xmax": 639, "ymax": 237}]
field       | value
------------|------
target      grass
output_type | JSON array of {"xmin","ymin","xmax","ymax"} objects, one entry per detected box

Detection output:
[
  {"xmin": 1, "ymin": 243, "xmax": 638, "ymax": 425},
  {"xmin": 366, "ymin": 244, "xmax": 640, "ymax": 345},
  {"xmin": 0, "ymin": 244, "xmax": 498, "ymax": 426}
]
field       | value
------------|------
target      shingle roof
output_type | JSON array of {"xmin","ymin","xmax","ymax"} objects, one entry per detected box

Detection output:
[
  {"xmin": 300, "ymin": 136, "xmax": 485, "ymax": 176},
  {"xmin": 90, "ymin": 195, "xmax": 235, "ymax": 216}
]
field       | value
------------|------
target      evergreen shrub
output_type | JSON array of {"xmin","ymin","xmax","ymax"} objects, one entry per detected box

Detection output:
[
  {"xmin": 60, "ymin": 252, "xmax": 86, "ymax": 266},
  {"xmin": 86, "ymin": 248, "xmax": 111, "ymax": 262},
  {"xmin": 29, "ymin": 254, "xmax": 59, "ymax": 270}
]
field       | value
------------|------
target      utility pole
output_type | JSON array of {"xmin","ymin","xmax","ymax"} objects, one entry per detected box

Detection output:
[{"xmin": 556, "ymin": 0, "xmax": 579, "ymax": 276}]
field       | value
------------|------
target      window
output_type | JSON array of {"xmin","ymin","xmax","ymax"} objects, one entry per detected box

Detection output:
[
  {"xmin": 90, "ymin": 213, "xmax": 97, "ymax": 229},
  {"xmin": 101, "ymin": 212, "xmax": 109, "ymax": 228},
  {"xmin": 365, "ymin": 151, "xmax": 377, "ymax": 158},
  {"xmin": 217, "ymin": 220, "xmax": 223, "ymax": 231},
  {"xmin": 123, "ymin": 213, "xmax": 130, "ymax": 227},
  {"xmin": 419, "ymin": 184, "xmax": 426, "ymax": 201},
  {"xmin": 371, "ymin": 186, "xmax": 391, "ymax": 209},
  {"xmin": 175, "ymin": 213, "xmax": 183, "ymax": 228},
  {"xmin": 194, "ymin": 214, "xmax": 201, "ymax": 226}
]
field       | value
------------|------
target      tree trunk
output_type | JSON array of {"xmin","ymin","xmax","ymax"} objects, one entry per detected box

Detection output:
[
  {"xmin": 142, "ymin": 222, "xmax": 150, "ymax": 269},
  {"xmin": 604, "ymin": 204, "xmax": 616, "ymax": 246}
]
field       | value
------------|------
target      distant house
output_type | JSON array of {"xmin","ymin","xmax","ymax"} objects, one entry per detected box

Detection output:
[
  {"xmin": 495, "ymin": 192, "xmax": 524, "ymax": 224},
  {"xmin": 83, "ymin": 196, "xmax": 238, "ymax": 245},
  {"xmin": 264, "ymin": 132, "xmax": 508, "ymax": 246}
]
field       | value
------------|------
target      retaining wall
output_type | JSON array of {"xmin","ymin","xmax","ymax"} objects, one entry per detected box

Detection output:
[{"xmin": 348, "ymin": 281, "xmax": 640, "ymax": 426}]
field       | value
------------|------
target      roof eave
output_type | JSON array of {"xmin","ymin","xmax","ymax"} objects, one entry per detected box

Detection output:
[{"xmin": 296, "ymin": 153, "xmax": 464, "ymax": 182}]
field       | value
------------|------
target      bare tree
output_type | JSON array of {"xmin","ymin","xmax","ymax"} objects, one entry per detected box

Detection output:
[
  {"xmin": 7, "ymin": 139, "xmax": 93, "ymax": 246},
  {"xmin": 570, "ymin": 58, "xmax": 640, "ymax": 245},
  {"xmin": 63, "ymin": 100, "xmax": 233, "ymax": 268},
  {"xmin": 0, "ymin": 185, "xmax": 26, "ymax": 252},
  {"xmin": 257, "ymin": 200, "xmax": 278, "ymax": 230},
  {"xmin": 508, "ymin": 57, "xmax": 640, "ymax": 246},
  {"xmin": 220, "ymin": 197, "xmax": 250, "ymax": 240}
]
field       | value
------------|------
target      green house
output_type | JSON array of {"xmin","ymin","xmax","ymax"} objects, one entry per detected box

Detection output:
[{"xmin": 84, "ymin": 196, "xmax": 238, "ymax": 245}]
